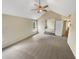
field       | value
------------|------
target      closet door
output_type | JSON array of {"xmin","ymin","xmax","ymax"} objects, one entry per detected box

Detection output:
[{"xmin": 55, "ymin": 20, "xmax": 64, "ymax": 36}]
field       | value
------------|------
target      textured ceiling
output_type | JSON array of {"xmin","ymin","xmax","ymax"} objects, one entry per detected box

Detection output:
[{"xmin": 2, "ymin": 0, "xmax": 75, "ymax": 19}]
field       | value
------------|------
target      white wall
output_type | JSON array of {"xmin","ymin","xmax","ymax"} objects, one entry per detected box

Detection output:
[
  {"xmin": 38, "ymin": 11, "xmax": 61, "ymax": 33},
  {"xmin": 38, "ymin": 19, "xmax": 45, "ymax": 33},
  {"xmin": 2, "ymin": 14, "xmax": 35, "ymax": 48},
  {"xmin": 47, "ymin": 19, "xmax": 55, "ymax": 30},
  {"xmin": 55, "ymin": 20, "xmax": 64, "ymax": 36},
  {"xmin": 38, "ymin": 18, "xmax": 56, "ymax": 33},
  {"xmin": 68, "ymin": 12, "xmax": 76, "ymax": 56}
]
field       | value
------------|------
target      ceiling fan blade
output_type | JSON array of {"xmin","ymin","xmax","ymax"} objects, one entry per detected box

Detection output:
[
  {"xmin": 43, "ymin": 5, "xmax": 48, "ymax": 8},
  {"xmin": 37, "ymin": 10, "xmax": 40, "ymax": 13},
  {"xmin": 43, "ymin": 10, "xmax": 47, "ymax": 12}
]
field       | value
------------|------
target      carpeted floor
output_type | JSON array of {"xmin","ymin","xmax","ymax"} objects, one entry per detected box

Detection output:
[{"xmin": 2, "ymin": 34, "xmax": 75, "ymax": 59}]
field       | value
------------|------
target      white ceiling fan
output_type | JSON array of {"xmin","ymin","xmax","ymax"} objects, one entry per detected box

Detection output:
[{"xmin": 32, "ymin": 0, "xmax": 48, "ymax": 13}]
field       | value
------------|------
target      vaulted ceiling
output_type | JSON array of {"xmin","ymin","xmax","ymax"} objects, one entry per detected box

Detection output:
[{"xmin": 2, "ymin": 0, "xmax": 75, "ymax": 19}]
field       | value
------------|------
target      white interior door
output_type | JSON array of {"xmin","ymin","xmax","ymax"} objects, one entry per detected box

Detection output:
[{"xmin": 55, "ymin": 20, "xmax": 64, "ymax": 36}]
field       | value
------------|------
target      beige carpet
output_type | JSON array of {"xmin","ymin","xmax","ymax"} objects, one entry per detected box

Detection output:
[{"xmin": 2, "ymin": 34, "xmax": 75, "ymax": 59}]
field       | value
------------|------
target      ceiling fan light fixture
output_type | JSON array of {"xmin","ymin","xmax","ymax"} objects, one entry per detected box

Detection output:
[
  {"xmin": 39, "ymin": 9, "xmax": 42, "ymax": 12},
  {"xmin": 32, "ymin": 0, "xmax": 48, "ymax": 13}
]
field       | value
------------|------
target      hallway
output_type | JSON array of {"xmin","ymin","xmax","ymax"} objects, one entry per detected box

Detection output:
[{"xmin": 2, "ymin": 34, "xmax": 75, "ymax": 59}]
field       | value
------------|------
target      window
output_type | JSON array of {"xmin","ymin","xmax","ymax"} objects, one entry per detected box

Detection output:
[
  {"xmin": 45, "ymin": 20, "xmax": 47, "ymax": 29},
  {"xmin": 32, "ymin": 20, "xmax": 38, "ymax": 32}
]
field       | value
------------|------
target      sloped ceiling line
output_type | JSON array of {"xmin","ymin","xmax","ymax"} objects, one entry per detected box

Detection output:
[{"xmin": 2, "ymin": 0, "xmax": 75, "ymax": 19}]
